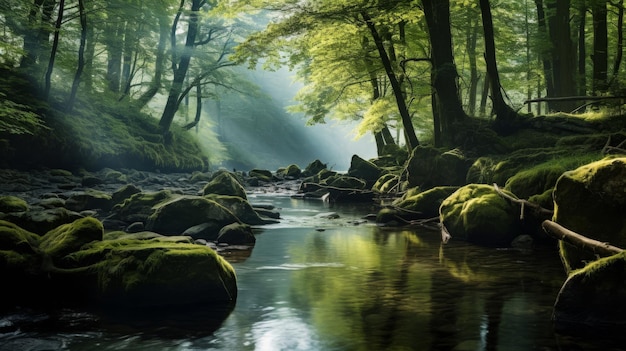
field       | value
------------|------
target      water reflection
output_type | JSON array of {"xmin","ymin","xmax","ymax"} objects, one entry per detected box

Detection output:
[{"xmin": 1, "ymin": 196, "xmax": 621, "ymax": 350}]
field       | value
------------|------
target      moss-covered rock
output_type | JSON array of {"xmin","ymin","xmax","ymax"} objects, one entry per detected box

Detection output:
[
  {"xmin": 0, "ymin": 207, "xmax": 84, "ymax": 235},
  {"xmin": 439, "ymin": 184, "xmax": 521, "ymax": 247},
  {"xmin": 109, "ymin": 190, "xmax": 174, "ymax": 223},
  {"xmin": 347, "ymin": 154, "xmax": 382, "ymax": 186},
  {"xmin": 407, "ymin": 146, "xmax": 469, "ymax": 189},
  {"xmin": 65, "ymin": 189, "xmax": 113, "ymax": 212},
  {"xmin": 216, "ymin": 223, "xmax": 255, "ymax": 245},
  {"xmin": 277, "ymin": 164, "xmax": 302, "ymax": 179},
  {"xmin": 205, "ymin": 194, "xmax": 278, "ymax": 225},
  {"xmin": 394, "ymin": 186, "xmax": 459, "ymax": 219},
  {"xmin": 146, "ymin": 195, "xmax": 240, "ymax": 235},
  {"xmin": 553, "ymin": 157, "xmax": 626, "ymax": 272},
  {"xmin": 553, "ymin": 251, "xmax": 626, "ymax": 335},
  {"xmin": 0, "ymin": 220, "xmax": 41, "ymax": 274},
  {"xmin": 0, "ymin": 195, "xmax": 28, "ymax": 213},
  {"xmin": 39, "ymin": 217, "xmax": 104, "ymax": 261},
  {"xmin": 302, "ymin": 159, "xmax": 327, "ymax": 177},
  {"xmin": 202, "ymin": 172, "xmax": 247, "ymax": 200},
  {"xmin": 249, "ymin": 169, "xmax": 274, "ymax": 183},
  {"xmin": 111, "ymin": 184, "xmax": 142, "ymax": 206},
  {"xmin": 322, "ymin": 175, "xmax": 367, "ymax": 190},
  {"xmin": 372, "ymin": 173, "xmax": 399, "ymax": 194}
]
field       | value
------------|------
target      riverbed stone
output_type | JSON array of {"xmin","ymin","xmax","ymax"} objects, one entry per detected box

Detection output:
[
  {"xmin": 202, "ymin": 172, "xmax": 247, "ymax": 200},
  {"xmin": 216, "ymin": 222, "xmax": 255, "ymax": 245},
  {"xmin": 0, "ymin": 195, "xmax": 29, "ymax": 213},
  {"xmin": 111, "ymin": 184, "xmax": 142, "ymax": 206},
  {"xmin": 407, "ymin": 147, "xmax": 470, "ymax": 189},
  {"xmin": 347, "ymin": 154, "xmax": 382, "ymax": 186},
  {"xmin": 553, "ymin": 251, "xmax": 626, "ymax": 335},
  {"xmin": 439, "ymin": 184, "xmax": 521, "ymax": 246},
  {"xmin": 303, "ymin": 159, "xmax": 327, "ymax": 177},
  {"xmin": 109, "ymin": 190, "xmax": 174, "ymax": 223},
  {"xmin": 65, "ymin": 189, "xmax": 113, "ymax": 212},
  {"xmin": 205, "ymin": 194, "xmax": 278, "ymax": 225},
  {"xmin": 249, "ymin": 169, "xmax": 274, "ymax": 183},
  {"xmin": 553, "ymin": 157, "xmax": 626, "ymax": 272},
  {"xmin": 39, "ymin": 217, "xmax": 104, "ymax": 260},
  {"xmin": 382, "ymin": 186, "xmax": 460, "ymax": 223},
  {"xmin": 146, "ymin": 195, "xmax": 240, "ymax": 235},
  {"xmin": 0, "ymin": 207, "xmax": 84, "ymax": 235}
]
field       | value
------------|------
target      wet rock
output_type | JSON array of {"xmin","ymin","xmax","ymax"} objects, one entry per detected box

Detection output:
[
  {"xmin": 407, "ymin": 146, "xmax": 470, "ymax": 189},
  {"xmin": 217, "ymin": 223, "xmax": 255, "ymax": 245},
  {"xmin": 302, "ymin": 159, "xmax": 327, "ymax": 177},
  {"xmin": 202, "ymin": 172, "xmax": 247, "ymax": 200},
  {"xmin": 249, "ymin": 169, "xmax": 274, "ymax": 183},
  {"xmin": 0, "ymin": 207, "xmax": 84, "ymax": 235},
  {"xmin": 553, "ymin": 157, "xmax": 626, "ymax": 272},
  {"xmin": 277, "ymin": 164, "xmax": 302, "ymax": 179},
  {"xmin": 553, "ymin": 251, "xmax": 626, "ymax": 336},
  {"xmin": 109, "ymin": 190, "xmax": 174, "ymax": 223},
  {"xmin": 111, "ymin": 184, "xmax": 142, "ymax": 206},
  {"xmin": 385, "ymin": 186, "xmax": 459, "ymax": 222},
  {"xmin": 439, "ymin": 184, "xmax": 521, "ymax": 247},
  {"xmin": 347, "ymin": 154, "xmax": 382, "ymax": 187},
  {"xmin": 39, "ymin": 217, "xmax": 103, "ymax": 260},
  {"xmin": 65, "ymin": 190, "xmax": 113, "ymax": 212},
  {"xmin": 182, "ymin": 222, "xmax": 222, "ymax": 241},
  {"xmin": 0, "ymin": 195, "xmax": 29, "ymax": 213},
  {"xmin": 206, "ymin": 194, "xmax": 279, "ymax": 225}
]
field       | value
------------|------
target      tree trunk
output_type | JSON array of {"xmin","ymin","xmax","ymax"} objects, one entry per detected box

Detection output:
[
  {"xmin": 135, "ymin": 13, "xmax": 169, "ymax": 108},
  {"xmin": 361, "ymin": 11, "xmax": 419, "ymax": 151},
  {"xmin": 479, "ymin": 75, "xmax": 490, "ymax": 116},
  {"xmin": 577, "ymin": 3, "xmax": 587, "ymax": 96},
  {"xmin": 159, "ymin": 0, "xmax": 201, "ymax": 133},
  {"xmin": 546, "ymin": 0, "xmax": 577, "ymax": 112},
  {"xmin": 422, "ymin": 0, "xmax": 467, "ymax": 145},
  {"xmin": 43, "ymin": 0, "xmax": 65, "ymax": 100},
  {"xmin": 479, "ymin": 0, "xmax": 518, "ymax": 132},
  {"xmin": 592, "ymin": 0, "xmax": 609, "ymax": 94},
  {"xmin": 534, "ymin": 0, "xmax": 556, "ymax": 109},
  {"xmin": 67, "ymin": 0, "xmax": 86, "ymax": 111},
  {"xmin": 466, "ymin": 10, "xmax": 479, "ymax": 116},
  {"xmin": 610, "ymin": 0, "xmax": 624, "ymax": 88},
  {"xmin": 21, "ymin": 0, "xmax": 55, "ymax": 75}
]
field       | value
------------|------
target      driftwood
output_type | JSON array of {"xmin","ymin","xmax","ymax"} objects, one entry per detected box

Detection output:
[
  {"xmin": 542, "ymin": 220, "xmax": 624, "ymax": 257},
  {"xmin": 492, "ymin": 183, "xmax": 554, "ymax": 220}
]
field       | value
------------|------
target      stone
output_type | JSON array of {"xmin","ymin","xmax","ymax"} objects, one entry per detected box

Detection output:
[
  {"xmin": 65, "ymin": 190, "xmax": 113, "ymax": 212},
  {"xmin": 302, "ymin": 159, "xmax": 327, "ymax": 177},
  {"xmin": 0, "ymin": 207, "xmax": 84, "ymax": 235},
  {"xmin": 111, "ymin": 184, "xmax": 142, "ymax": 206},
  {"xmin": 217, "ymin": 223, "xmax": 256, "ymax": 245},
  {"xmin": 0, "ymin": 195, "xmax": 28, "ymax": 213},
  {"xmin": 347, "ymin": 154, "xmax": 382, "ymax": 186},
  {"xmin": 202, "ymin": 172, "xmax": 247, "ymax": 200},
  {"xmin": 39, "ymin": 217, "xmax": 104, "ymax": 260}
]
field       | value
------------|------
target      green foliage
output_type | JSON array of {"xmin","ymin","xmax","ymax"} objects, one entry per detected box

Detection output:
[{"xmin": 0, "ymin": 92, "xmax": 48, "ymax": 135}]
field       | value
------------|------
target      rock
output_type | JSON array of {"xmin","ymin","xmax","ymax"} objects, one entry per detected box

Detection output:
[
  {"xmin": 347, "ymin": 154, "xmax": 382, "ymax": 186},
  {"xmin": 125, "ymin": 221, "xmax": 144, "ymax": 233},
  {"xmin": 377, "ymin": 186, "xmax": 459, "ymax": 224},
  {"xmin": 202, "ymin": 172, "xmax": 247, "ymax": 200},
  {"xmin": 39, "ymin": 217, "xmax": 103, "ymax": 261},
  {"xmin": 217, "ymin": 223, "xmax": 256, "ymax": 245},
  {"xmin": 0, "ymin": 195, "xmax": 29, "ymax": 213},
  {"xmin": 109, "ymin": 190, "xmax": 174, "ymax": 223},
  {"xmin": 189, "ymin": 171, "xmax": 213, "ymax": 183},
  {"xmin": 81, "ymin": 175, "xmax": 103, "ymax": 187},
  {"xmin": 65, "ymin": 189, "xmax": 113, "ymax": 212},
  {"xmin": 504, "ymin": 161, "xmax": 565, "ymax": 199},
  {"xmin": 322, "ymin": 175, "xmax": 367, "ymax": 190},
  {"xmin": 553, "ymin": 157, "xmax": 626, "ymax": 272},
  {"xmin": 249, "ymin": 169, "xmax": 274, "ymax": 183},
  {"xmin": 439, "ymin": 184, "xmax": 521, "ymax": 247},
  {"xmin": 372, "ymin": 173, "xmax": 400, "ymax": 194},
  {"xmin": 111, "ymin": 184, "xmax": 142, "ymax": 206},
  {"xmin": 303, "ymin": 159, "xmax": 327, "ymax": 177},
  {"xmin": 0, "ymin": 207, "xmax": 84, "ymax": 235},
  {"xmin": 182, "ymin": 222, "xmax": 223, "ymax": 241},
  {"xmin": 0, "ymin": 221, "xmax": 42, "ymax": 299},
  {"xmin": 553, "ymin": 251, "xmax": 626, "ymax": 336},
  {"xmin": 407, "ymin": 147, "xmax": 470, "ymax": 189},
  {"xmin": 37, "ymin": 197, "xmax": 66, "ymax": 209},
  {"xmin": 146, "ymin": 195, "xmax": 241, "ymax": 235},
  {"xmin": 277, "ymin": 164, "xmax": 302, "ymax": 179},
  {"xmin": 206, "ymin": 194, "xmax": 279, "ymax": 225}
]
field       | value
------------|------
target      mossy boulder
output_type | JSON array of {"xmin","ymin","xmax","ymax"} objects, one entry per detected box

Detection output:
[
  {"xmin": 372, "ymin": 173, "xmax": 400, "ymax": 194},
  {"xmin": 111, "ymin": 184, "xmax": 142, "ymax": 206},
  {"xmin": 0, "ymin": 220, "xmax": 41, "ymax": 276},
  {"xmin": 39, "ymin": 217, "xmax": 104, "ymax": 261},
  {"xmin": 0, "ymin": 207, "xmax": 84, "ymax": 235},
  {"xmin": 504, "ymin": 162, "xmax": 566, "ymax": 199},
  {"xmin": 146, "ymin": 195, "xmax": 240, "ymax": 235},
  {"xmin": 216, "ymin": 223, "xmax": 256, "ymax": 245},
  {"xmin": 0, "ymin": 195, "xmax": 29, "ymax": 213},
  {"xmin": 303, "ymin": 159, "xmax": 327, "ymax": 177},
  {"xmin": 322, "ymin": 175, "xmax": 367, "ymax": 190},
  {"xmin": 407, "ymin": 147, "xmax": 470, "ymax": 189},
  {"xmin": 202, "ymin": 172, "xmax": 247, "ymax": 200},
  {"xmin": 65, "ymin": 189, "xmax": 114, "ymax": 212},
  {"xmin": 439, "ymin": 184, "xmax": 521, "ymax": 247},
  {"xmin": 277, "ymin": 164, "xmax": 302, "ymax": 179},
  {"xmin": 553, "ymin": 251, "xmax": 626, "ymax": 335},
  {"xmin": 109, "ymin": 190, "xmax": 174, "ymax": 223},
  {"xmin": 249, "ymin": 169, "xmax": 274, "ymax": 183},
  {"xmin": 205, "ymin": 194, "xmax": 278, "ymax": 225},
  {"xmin": 393, "ymin": 186, "xmax": 459, "ymax": 220},
  {"xmin": 553, "ymin": 157, "xmax": 626, "ymax": 272},
  {"xmin": 347, "ymin": 154, "xmax": 382, "ymax": 186}
]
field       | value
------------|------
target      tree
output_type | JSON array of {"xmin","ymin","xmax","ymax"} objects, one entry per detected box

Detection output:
[
  {"xmin": 592, "ymin": 0, "xmax": 609, "ymax": 93},
  {"xmin": 421, "ymin": 0, "xmax": 466, "ymax": 146}
]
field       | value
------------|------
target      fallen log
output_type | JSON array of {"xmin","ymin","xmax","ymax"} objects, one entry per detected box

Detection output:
[{"xmin": 542, "ymin": 220, "xmax": 624, "ymax": 257}]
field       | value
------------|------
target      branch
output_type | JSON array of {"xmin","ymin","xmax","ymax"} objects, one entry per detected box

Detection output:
[
  {"xmin": 524, "ymin": 95, "xmax": 626, "ymax": 104},
  {"xmin": 542, "ymin": 220, "xmax": 623, "ymax": 256},
  {"xmin": 492, "ymin": 183, "xmax": 554, "ymax": 219}
]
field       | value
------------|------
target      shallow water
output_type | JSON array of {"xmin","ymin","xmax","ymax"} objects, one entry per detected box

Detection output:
[{"xmin": 0, "ymin": 194, "xmax": 622, "ymax": 350}]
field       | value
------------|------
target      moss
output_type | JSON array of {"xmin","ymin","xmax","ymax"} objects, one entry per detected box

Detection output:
[
  {"xmin": 110, "ymin": 190, "xmax": 174, "ymax": 221},
  {"xmin": 0, "ymin": 220, "xmax": 41, "ymax": 276},
  {"xmin": 372, "ymin": 173, "xmax": 398, "ymax": 194},
  {"xmin": 528, "ymin": 188, "xmax": 554, "ymax": 210},
  {"xmin": 39, "ymin": 217, "xmax": 104, "ymax": 261},
  {"xmin": 393, "ymin": 186, "xmax": 459, "ymax": 219},
  {"xmin": 202, "ymin": 172, "xmax": 247, "ymax": 200},
  {"xmin": 0, "ymin": 195, "xmax": 28, "ymax": 213},
  {"xmin": 249, "ymin": 169, "xmax": 273, "ymax": 182},
  {"xmin": 439, "ymin": 184, "xmax": 520, "ymax": 246},
  {"xmin": 302, "ymin": 159, "xmax": 327, "ymax": 177}
]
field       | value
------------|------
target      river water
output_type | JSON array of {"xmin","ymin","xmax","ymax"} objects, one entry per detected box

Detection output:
[{"xmin": 0, "ymin": 193, "xmax": 622, "ymax": 350}]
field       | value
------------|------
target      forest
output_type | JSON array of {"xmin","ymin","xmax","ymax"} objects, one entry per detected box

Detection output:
[{"xmin": 0, "ymin": 0, "xmax": 625, "ymax": 171}]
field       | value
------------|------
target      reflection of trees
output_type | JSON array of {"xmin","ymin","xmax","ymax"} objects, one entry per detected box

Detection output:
[{"xmin": 287, "ymin": 227, "xmax": 433, "ymax": 350}]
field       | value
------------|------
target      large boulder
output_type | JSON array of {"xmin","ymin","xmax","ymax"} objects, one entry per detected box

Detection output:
[
  {"xmin": 302, "ymin": 159, "xmax": 327, "ymax": 177},
  {"xmin": 39, "ymin": 217, "xmax": 103, "ymax": 260},
  {"xmin": 0, "ymin": 207, "xmax": 84, "ymax": 235},
  {"xmin": 206, "ymin": 194, "xmax": 278, "ymax": 225},
  {"xmin": 217, "ymin": 223, "xmax": 256, "ymax": 245},
  {"xmin": 378, "ymin": 186, "xmax": 459, "ymax": 225},
  {"xmin": 347, "ymin": 154, "xmax": 382, "ymax": 187},
  {"xmin": 553, "ymin": 251, "xmax": 626, "ymax": 336},
  {"xmin": 202, "ymin": 172, "xmax": 247, "ymax": 200},
  {"xmin": 407, "ymin": 147, "xmax": 470, "ymax": 189},
  {"xmin": 553, "ymin": 157, "xmax": 626, "ymax": 272},
  {"xmin": 0, "ymin": 195, "xmax": 29, "ymax": 213},
  {"xmin": 146, "ymin": 195, "xmax": 240, "ymax": 235},
  {"xmin": 65, "ymin": 189, "xmax": 113, "ymax": 212},
  {"xmin": 109, "ymin": 190, "xmax": 174, "ymax": 223},
  {"xmin": 439, "ymin": 184, "xmax": 521, "ymax": 247},
  {"xmin": 0, "ymin": 220, "xmax": 41, "ymax": 276}
]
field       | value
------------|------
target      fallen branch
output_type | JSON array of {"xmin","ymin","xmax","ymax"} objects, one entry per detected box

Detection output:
[
  {"xmin": 542, "ymin": 220, "xmax": 623, "ymax": 257},
  {"xmin": 493, "ymin": 183, "xmax": 554, "ymax": 219},
  {"xmin": 524, "ymin": 95, "xmax": 626, "ymax": 104}
]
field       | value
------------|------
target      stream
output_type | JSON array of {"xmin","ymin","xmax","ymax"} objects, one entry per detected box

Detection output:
[{"xmin": 0, "ymin": 193, "xmax": 621, "ymax": 350}]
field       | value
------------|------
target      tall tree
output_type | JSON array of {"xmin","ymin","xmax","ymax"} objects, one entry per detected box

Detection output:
[
  {"xmin": 67, "ymin": 0, "xmax": 87, "ymax": 111},
  {"xmin": 43, "ymin": 0, "xmax": 65, "ymax": 100},
  {"xmin": 421, "ymin": 0, "xmax": 467, "ymax": 146},
  {"xmin": 592, "ymin": 0, "xmax": 609, "ymax": 93}
]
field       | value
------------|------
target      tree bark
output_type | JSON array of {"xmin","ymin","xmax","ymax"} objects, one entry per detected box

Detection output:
[
  {"xmin": 577, "ymin": 2, "xmax": 587, "ymax": 96},
  {"xmin": 534, "ymin": 0, "xmax": 556, "ymax": 108},
  {"xmin": 159, "ymin": 0, "xmax": 202, "ymax": 133},
  {"xmin": 43, "ymin": 0, "xmax": 65, "ymax": 100},
  {"xmin": 542, "ymin": 220, "xmax": 623, "ymax": 257},
  {"xmin": 592, "ymin": 0, "xmax": 609, "ymax": 94},
  {"xmin": 479, "ymin": 0, "xmax": 519, "ymax": 131},
  {"xmin": 610, "ymin": 0, "xmax": 624, "ymax": 88},
  {"xmin": 421, "ymin": 0, "xmax": 466, "ymax": 146},
  {"xmin": 361, "ymin": 11, "xmax": 419, "ymax": 151},
  {"xmin": 546, "ymin": 0, "xmax": 578, "ymax": 112},
  {"xmin": 67, "ymin": 0, "xmax": 86, "ymax": 111},
  {"xmin": 466, "ymin": 10, "xmax": 479, "ymax": 116},
  {"xmin": 135, "ymin": 12, "xmax": 169, "ymax": 108}
]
